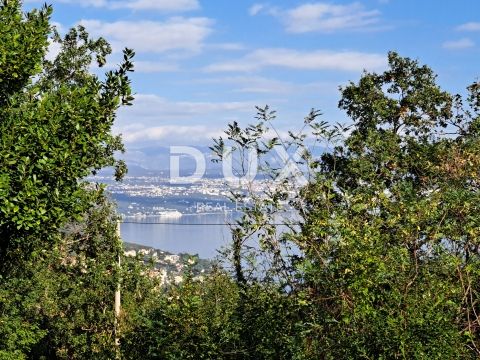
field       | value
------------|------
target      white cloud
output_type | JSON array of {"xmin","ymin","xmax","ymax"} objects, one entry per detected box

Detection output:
[
  {"xmin": 117, "ymin": 98, "xmax": 251, "ymax": 144},
  {"xmin": 204, "ymin": 48, "xmax": 386, "ymax": 73},
  {"xmin": 251, "ymin": 2, "xmax": 381, "ymax": 33},
  {"xmin": 121, "ymin": 125, "xmax": 222, "ymax": 143},
  {"xmin": 115, "ymin": 94, "xmax": 256, "ymax": 144},
  {"xmin": 51, "ymin": 21, "xmax": 64, "ymax": 33},
  {"xmin": 124, "ymin": 94, "xmax": 255, "ymax": 118},
  {"xmin": 457, "ymin": 22, "xmax": 480, "ymax": 31},
  {"xmin": 442, "ymin": 38, "xmax": 475, "ymax": 50},
  {"xmin": 196, "ymin": 75, "xmax": 342, "ymax": 95},
  {"xmin": 90, "ymin": 57, "xmax": 179, "ymax": 73},
  {"xmin": 249, "ymin": 4, "xmax": 266, "ymax": 16},
  {"xmin": 193, "ymin": 75, "xmax": 295, "ymax": 94},
  {"xmin": 27, "ymin": 0, "xmax": 199, "ymax": 12},
  {"xmin": 230, "ymin": 76, "xmax": 295, "ymax": 94},
  {"xmin": 207, "ymin": 43, "xmax": 246, "ymax": 51},
  {"xmin": 80, "ymin": 17, "xmax": 213, "ymax": 54},
  {"xmin": 24, "ymin": 0, "xmax": 108, "ymax": 6},
  {"xmin": 78, "ymin": 0, "xmax": 108, "ymax": 6},
  {"xmin": 109, "ymin": 0, "xmax": 199, "ymax": 11},
  {"xmin": 286, "ymin": 2, "xmax": 380, "ymax": 33},
  {"xmin": 46, "ymin": 41, "xmax": 62, "ymax": 62}
]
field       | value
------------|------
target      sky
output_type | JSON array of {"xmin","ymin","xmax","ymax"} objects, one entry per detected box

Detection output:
[{"xmin": 24, "ymin": 0, "xmax": 480, "ymax": 169}]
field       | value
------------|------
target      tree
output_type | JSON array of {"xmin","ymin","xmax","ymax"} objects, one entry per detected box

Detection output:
[
  {"xmin": 0, "ymin": 1, "xmax": 135, "ymax": 357},
  {"xmin": 121, "ymin": 268, "xmax": 304, "ymax": 360},
  {"xmin": 0, "ymin": 0, "xmax": 133, "ymax": 272},
  {"xmin": 296, "ymin": 52, "xmax": 480, "ymax": 358},
  {"xmin": 208, "ymin": 52, "xmax": 480, "ymax": 358}
]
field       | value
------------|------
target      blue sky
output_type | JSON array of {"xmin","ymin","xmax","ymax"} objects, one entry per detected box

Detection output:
[{"xmin": 24, "ymin": 0, "xmax": 480, "ymax": 168}]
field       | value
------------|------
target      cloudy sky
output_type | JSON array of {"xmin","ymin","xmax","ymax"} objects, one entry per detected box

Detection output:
[{"xmin": 25, "ymin": 0, "xmax": 480, "ymax": 167}]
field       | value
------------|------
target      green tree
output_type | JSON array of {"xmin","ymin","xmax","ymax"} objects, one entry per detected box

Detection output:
[
  {"xmin": 29, "ymin": 189, "xmax": 122, "ymax": 359},
  {"xmin": 0, "ymin": 0, "xmax": 133, "ymax": 272},
  {"xmin": 208, "ymin": 52, "xmax": 480, "ymax": 358},
  {"xmin": 0, "ymin": 1, "xmax": 135, "ymax": 358},
  {"xmin": 295, "ymin": 52, "xmax": 480, "ymax": 358},
  {"xmin": 121, "ymin": 269, "xmax": 304, "ymax": 360},
  {"xmin": 0, "ymin": 186, "xmax": 159, "ymax": 360},
  {"xmin": 20, "ymin": 188, "xmax": 158, "ymax": 360}
]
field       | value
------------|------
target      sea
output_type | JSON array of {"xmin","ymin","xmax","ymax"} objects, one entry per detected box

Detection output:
[{"xmin": 120, "ymin": 213, "xmax": 234, "ymax": 259}]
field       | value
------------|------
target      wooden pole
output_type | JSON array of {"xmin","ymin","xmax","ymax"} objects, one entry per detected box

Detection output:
[{"xmin": 114, "ymin": 220, "xmax": 121, "ymax": 357}]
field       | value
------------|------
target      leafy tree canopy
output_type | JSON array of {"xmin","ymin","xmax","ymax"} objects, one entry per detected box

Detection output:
[
  {"xmin": 0, "ymin": 1, "xmax": 139, "ymax": 358},
  {"xmin": 206, "ymin": 52, "xmax": 480, "ymax": 359},
  {"xmin": 0, "ymin": 0, "xmax": 133, "ymax": 272}
]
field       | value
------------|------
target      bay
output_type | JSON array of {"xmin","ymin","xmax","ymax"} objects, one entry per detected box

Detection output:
[{"xmin": 120, "ymin": 213, "xmax": 234, "ymax": 258}]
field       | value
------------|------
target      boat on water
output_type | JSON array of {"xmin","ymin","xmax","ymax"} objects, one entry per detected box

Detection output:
[
  {"xmin": 123, "ymin": 209, "xmax": 183, "ymax": 219},
  {"xmin": 155, "ymin": 210, "xmax": 183, "ymax": 218}
]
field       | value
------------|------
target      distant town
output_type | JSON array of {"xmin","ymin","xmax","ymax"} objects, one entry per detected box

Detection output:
[
  {"xmin": 91, "ymin": 173, "xmax": 273, "ymax": 218},
  {"xmin": 123, "ymin": 242, "xmax": 213, "ymax": 285}
]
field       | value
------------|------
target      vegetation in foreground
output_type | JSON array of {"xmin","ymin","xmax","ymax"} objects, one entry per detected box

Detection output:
[{"xmin": 2, "ymin": 1, "xmax": 480, "ymax": 358}]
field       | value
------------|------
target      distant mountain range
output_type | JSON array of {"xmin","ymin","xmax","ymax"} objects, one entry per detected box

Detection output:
[{"xmin": 98, "ymin": 144, "xmax": 327, "ymax": 178}]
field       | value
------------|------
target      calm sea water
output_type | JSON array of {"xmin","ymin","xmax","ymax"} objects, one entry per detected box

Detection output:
[{"xmin": 120, "ymin": 213, "xmax": 234, "ymax": 258}]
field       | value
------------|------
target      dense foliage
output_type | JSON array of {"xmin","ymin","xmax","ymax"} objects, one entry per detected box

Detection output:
[
  {"xmin": 0, "ymin": 0, "xmax": 132, "ymax": 271},
  {"xmin": 125, "ymin": 53, "xmax": 480, "ymax": 359},
  {"xmin": 292, "ymin": 53, "xmax": 480, "ymax": 359},
  {"xmin": 0, "ymin": 1, "xmax": 138, "ymax": 358},
  {"xmin": 3, "ymin": 1, "xmax": 480, "ymax": 359}
]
